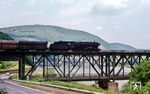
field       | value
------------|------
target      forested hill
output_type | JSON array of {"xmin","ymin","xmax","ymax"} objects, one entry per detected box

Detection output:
[{"xmin": 0, "ymin": 25, "xmax": 136, "ymax": 50}]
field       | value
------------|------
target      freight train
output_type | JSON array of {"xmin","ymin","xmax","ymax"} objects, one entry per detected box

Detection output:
[{"xmin": 0, "ymin": 40, "xmax": 100, "ymax": 51}]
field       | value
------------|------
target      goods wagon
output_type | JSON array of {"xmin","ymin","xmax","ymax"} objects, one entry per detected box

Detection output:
[
  {"xmin": 18, "ymin": 41, "xmax": 48, "ymax": 50},
  {"xmin": 0, "ymin": 41, "xmax": 18, "ymax": 50}
]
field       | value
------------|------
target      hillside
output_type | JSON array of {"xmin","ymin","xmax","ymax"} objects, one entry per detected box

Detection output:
[
  {"xmin": 0, "ymin": 25, "xmax": 135, "ymax": 50},
  {"xmin": 0, "ymin": 32, "xmax": 13, "ymax": 40},
  {"xmin": 110, "ymin": 43, "xmax": 135, "ymax": 50}
]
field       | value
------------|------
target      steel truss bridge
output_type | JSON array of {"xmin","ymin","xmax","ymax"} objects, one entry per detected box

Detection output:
[{"xmin": 0, "ymin": 50, "xmax": 150, "ymax": 81}]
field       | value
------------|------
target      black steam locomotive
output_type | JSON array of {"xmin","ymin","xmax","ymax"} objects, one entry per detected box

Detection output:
[
  {"xmin": 0, "ymin": 40, "xmax": 100, "ymax": 51},
  {"xmin": 50, "ymin": 41, "xmax": 100, "ymax": 51}
]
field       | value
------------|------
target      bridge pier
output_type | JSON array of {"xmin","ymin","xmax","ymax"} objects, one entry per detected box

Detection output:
[
  {"xmin": 97, "ymin": 80, "xmax": 118, "ymax": 92},
  {"xmin": 97, "ymin": 79, "xmax": 110, "ymax": 90},
  {"xmin": 18, "ymin": 56, "xmax": 25, "ymax": 80},
  {"xmin": 108, "ymin": 81, "xmax": 118, "ymax": 92}
]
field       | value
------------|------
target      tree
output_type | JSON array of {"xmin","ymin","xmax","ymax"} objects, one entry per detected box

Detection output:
[
  {"xmin": 140, "ymin": 81, "xmax": 150, "ymax": 94},
  {"xmin": 122, "ymin": 60, "xmax": 150, "ymax": 94},
  {"xmin": 129, "ymin": 60, "xmax": 150, "ymax": 85}
]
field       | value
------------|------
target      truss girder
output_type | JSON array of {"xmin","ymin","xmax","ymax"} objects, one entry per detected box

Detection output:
[{"xmin": 17, "ymin": 52, "xmax": 150, "ymax": 81}]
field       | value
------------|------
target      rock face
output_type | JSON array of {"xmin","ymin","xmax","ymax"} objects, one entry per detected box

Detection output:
[{"xmin": 0, "ymin": 25, "xmax": 135, "ymax": 50}]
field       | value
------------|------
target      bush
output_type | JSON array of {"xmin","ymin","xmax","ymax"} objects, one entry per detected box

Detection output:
[
  {"xmin": 129, "ymin": 60, "xmax": 150, "ymax": 85},
  {"xmin": 122, "ymin": 81, "xmax": 150, "ymax": 94},
  {"xmin": 122, "ymin": 60, "xmax": 150, "ymax": 94},
  {"xmin": 140, "ymin": 81, "xmax": 150, "ymax": 94},
  {"xmin": 121, "ymin": 83, "xmax": 141, "ymax": 94}
]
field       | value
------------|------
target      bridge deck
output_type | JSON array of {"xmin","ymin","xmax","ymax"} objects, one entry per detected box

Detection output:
[{"xmin": 0, "ymin": 50, "xmax": 149, "ymax": 55}]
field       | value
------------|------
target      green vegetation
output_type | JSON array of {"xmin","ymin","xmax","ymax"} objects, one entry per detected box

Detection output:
[
  {"xmin": 129, "ymin": 60, "xmax": 150, "ymax": 85},
  {"xmin": 0, "ymin": 61, "xmax": 18, "ymax": 73},
  {"xmin": 0, "ymin": 32, "xmax": 13, "ymax": 40},
  {"xmin": 24, "ymin": 56, "xmax": 33, "ymax": 65},
  {"xmin": 0, "ymin": 61, "xmax": 30, "ymax": 74},
  {"xmin": 9, "ymin": 68, "xmax": 55, "ymax": 80},
  {"xmin": 9, "ymin": 74, "xmax": 18, "ymax": 79},
  {"xmin": 0, "ymin": 61, "xmax": 16, "ymax": 69},
  {"xmin": 10, "ymin": 70, "xmax": 106, "ymax": 93},
  {"xmin": 42, "ymin": 80, "xmax": 103, "ymax": 92},
  {"xmin": 28, "ymin": 72, "xmax": 106, "ymax": 93},
  {"xmin": 22, "ymin": 80, "xmax": 105, "ymax": 94},
  {"xmin": 122, "ymin": 60, "xmax": 150, "ymax": 94},
  {"xmin": 31, "ymin": 69, "xmax": 55, "ymax": 79}
]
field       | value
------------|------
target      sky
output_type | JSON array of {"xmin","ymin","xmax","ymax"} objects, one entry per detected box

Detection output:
[{"xmin": 0, "ymin": 0, "xmax": 150, "ymax": 49}]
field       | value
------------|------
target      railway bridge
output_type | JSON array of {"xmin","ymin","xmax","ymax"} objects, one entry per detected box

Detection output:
[{"xmin": 0, "ymin": 50, "xmax": 150, "ymax": 89}]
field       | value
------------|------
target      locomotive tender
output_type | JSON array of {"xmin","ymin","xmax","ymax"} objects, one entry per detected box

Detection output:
[{"xmin": 0, "ymin": 40, "xmax": 100, "ymax": 51}]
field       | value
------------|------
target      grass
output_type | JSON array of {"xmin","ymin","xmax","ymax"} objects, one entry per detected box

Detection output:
[
  {"xmin": 0, "ymin": 61, "xmax": 17, "ymax": 73},
  {"xmin": 20, "ymin": 79, "xmax": 105, "ymax": 93},
  {"xmin": 0, "ymin": 61, "xmax": 30, "ymax": 74},
  {"xmin": 7, "ymin": 64, "xmax": 121, "ymax": 94},
  {"xmin": 29, "ymin": 74, "xmax": 104, "ymax": 93},
  {"xmin": 10, "ymin": 71, "xmax": 123, "ymax": 94},
  {"xmin": 10, "ymin": 71, "xmax": 105, "ymax": 93},
  {"xmin": 44, "ymin": 80, "xmax": 103, "ymax": 92},
  {"xmin": 19, "ymin": 82, "xmax": 99, "ymax": 94}
]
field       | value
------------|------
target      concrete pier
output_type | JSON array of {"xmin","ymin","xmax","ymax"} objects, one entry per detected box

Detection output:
[
  {"xmin": 108, "ymin": 82, "xmax": 118, "ymax": 92},
  {"xmin": 97, "ymin": 80, "xmax": 110, "ymax": 90},
  {"xmin": 97, "ymin": 80, "xmax": 118, "ymax": 92}
]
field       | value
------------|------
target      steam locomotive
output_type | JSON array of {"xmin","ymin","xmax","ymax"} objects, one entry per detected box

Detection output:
[
  {"xmin": 50, "ymin": 41, "xmax": 100, "ymax": 51},
  {"xmin": 0, "ymin": 40, "xmax": 100, "ymax": 51}
]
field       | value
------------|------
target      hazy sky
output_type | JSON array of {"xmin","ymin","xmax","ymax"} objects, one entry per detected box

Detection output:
[{"xmin": 0, "ymin": 0, "xmax": 150, "ymax": 49}]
